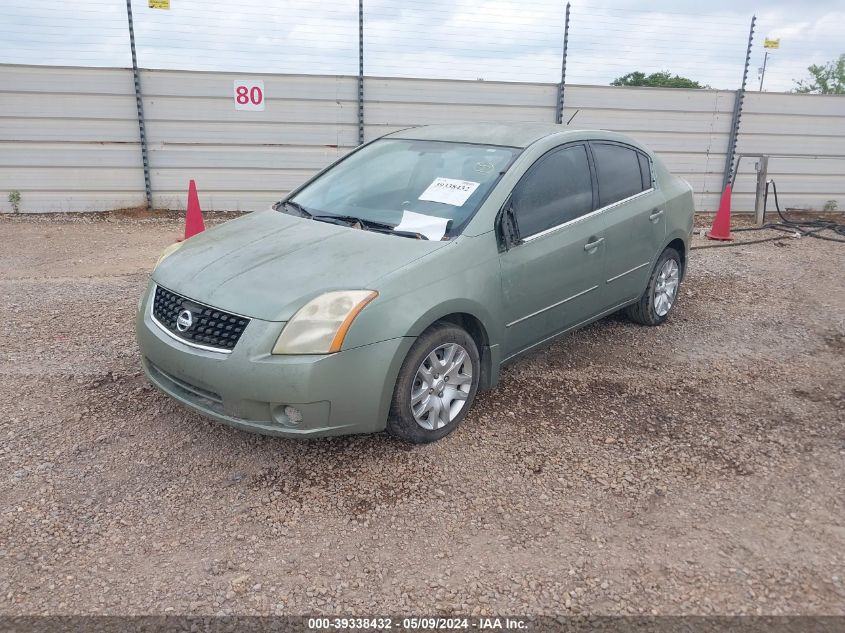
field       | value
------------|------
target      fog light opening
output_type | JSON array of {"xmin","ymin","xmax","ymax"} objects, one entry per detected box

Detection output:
[
  {"xmin": 271, "ymin": 404, "xmax": 305, "ymax": 428},
  {"xmin": 283, "ymin": 406, "xmax": 303, "ymax": 426}
]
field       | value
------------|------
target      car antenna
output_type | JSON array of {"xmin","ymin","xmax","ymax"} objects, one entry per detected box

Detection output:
[{"xmin": 566, "ymin": 109, "xmax": 580, "ymax": 126}]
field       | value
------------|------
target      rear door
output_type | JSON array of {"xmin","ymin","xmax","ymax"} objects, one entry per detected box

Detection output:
[
  {"xmin": 590, "ymin": 142, "xmax": 666, "ymax": 307},
  {"xmin": 499, "ymin": 143, "xmax": 607, "ymax": 358}
]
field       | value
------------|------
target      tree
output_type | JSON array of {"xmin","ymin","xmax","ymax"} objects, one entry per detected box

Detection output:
[
  {"xmin": 793, "ymin": 54, "xmax": 845, "ymax": 94},
  {"xmin": 611, "ymin": 71, "xmax": 706, "ymax": 89}
]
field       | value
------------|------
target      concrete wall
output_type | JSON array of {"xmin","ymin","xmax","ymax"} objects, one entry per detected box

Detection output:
[{"xmin": 1, "ymin": 64, "xmax": 843, "ymax": 213}]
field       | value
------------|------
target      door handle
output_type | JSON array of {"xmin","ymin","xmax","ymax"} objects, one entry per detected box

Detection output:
[
  {"xmin": 649, "ymin": 209, "xmax": 665, "ymax": 222},
  {"xmin": 584, "ymin": 237, "xmax": 604, "ymax": 252}
]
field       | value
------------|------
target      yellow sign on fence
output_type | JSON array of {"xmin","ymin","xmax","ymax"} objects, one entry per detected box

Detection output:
[
  {"xmin": 149, "ymin": 0, "xmax": 170, "ymax": 9},
  {"xmin": 764, "ymin": 38, "xmax": 780, "ymax": 49}
]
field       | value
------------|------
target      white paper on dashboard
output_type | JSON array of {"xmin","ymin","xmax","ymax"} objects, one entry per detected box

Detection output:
[
  {"xmin": 418, "ymin": 177, "xmax": 481, "ymax": 206},
  {"xmin": 394, "ymin": 210, "xmax": 450, "ymax": 241}
]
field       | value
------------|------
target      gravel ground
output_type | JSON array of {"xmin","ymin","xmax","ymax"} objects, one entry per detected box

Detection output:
[{"xmin": 0, "ymin": 212, "xmax": 843, "ymax": 617}]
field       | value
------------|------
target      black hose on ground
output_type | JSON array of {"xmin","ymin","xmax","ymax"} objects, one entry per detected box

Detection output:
[{"xmin": 691, "ymin": 180, "xmax": 845, "ymax": 250}]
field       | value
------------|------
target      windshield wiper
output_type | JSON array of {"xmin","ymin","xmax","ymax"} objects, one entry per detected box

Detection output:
[
  {"xmin": 311, "ymin": 214, "xmax": 426, "ymax": 237},
  {"xmin": 311, "ymin": 214, "xmax": 366, "ymax": 227},
  {"xmin": 296, "ymin": 211, "xmax": 429, "ymax": 240},
  {"xmin": 281, "ymin": 200, "xmax": 312, "ymax": 218},
  {"xmin": 318, "ymin": 215, "xmax": 431, "ymax": 240},
  {"xmin": 366, "ymin": 226, "xmax": 429, "ymax": 240}
]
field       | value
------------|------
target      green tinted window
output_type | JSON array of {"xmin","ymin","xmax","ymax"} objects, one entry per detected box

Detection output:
[
  {"xmin": 511, "ymin": 144, "xmax": 594, "ymax": 237},
  {"xmin": 592, "ymin": 143, "xmax": 647, "ymax": 207}
]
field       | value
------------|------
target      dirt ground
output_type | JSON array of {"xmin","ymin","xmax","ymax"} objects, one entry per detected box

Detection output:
[{"xmin": 0, "ymin": 212, "xmax": 843, "ymax": 617}]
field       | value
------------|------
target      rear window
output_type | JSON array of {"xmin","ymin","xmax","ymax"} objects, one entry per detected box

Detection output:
[{"xmin": 592, "ymin": 143, "xmax": 649, "ymax": 208}]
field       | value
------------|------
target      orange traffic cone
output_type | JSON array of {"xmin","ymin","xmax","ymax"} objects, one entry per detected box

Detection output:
[
  {"xmin": 184, "ymin": 179, "xmax": 206, "ymax": 240},
  {"xmin": 706, "ymin": 183, "xmax": 733, "ymax": 241}
]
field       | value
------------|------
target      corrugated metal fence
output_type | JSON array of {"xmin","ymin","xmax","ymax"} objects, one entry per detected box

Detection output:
[{"xmin": 1, "ymin": 64, "xmax": 843, "ymax": 213}]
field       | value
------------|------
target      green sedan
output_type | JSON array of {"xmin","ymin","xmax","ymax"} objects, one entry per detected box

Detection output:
[{"xmin": 136, "ymin": 124, "xmax": 694, "ymax": 443}]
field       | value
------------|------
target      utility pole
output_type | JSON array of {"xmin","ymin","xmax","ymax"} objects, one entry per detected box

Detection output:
[
  {"xmin": 758, "ymin": 38, "xmax": 779, "ymax": 91},
  {"xmin": 758, "ymin": 50, "xmax": 769, "ymax": 91}
]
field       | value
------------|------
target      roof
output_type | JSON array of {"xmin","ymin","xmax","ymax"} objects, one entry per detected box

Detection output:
[{"xmin": 385, "ymin": 123, "xmax": 596, "ymax": 149}]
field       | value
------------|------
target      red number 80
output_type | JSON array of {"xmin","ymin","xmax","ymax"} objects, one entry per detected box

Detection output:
[{"xmin": 235, "ymin": 85, "xmax": 262, "ymax": 105}]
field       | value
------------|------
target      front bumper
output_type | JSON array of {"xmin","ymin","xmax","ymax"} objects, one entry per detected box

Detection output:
[{"xmin": 135, "ymin": 283, "xmax": 413, "ymax": 438}]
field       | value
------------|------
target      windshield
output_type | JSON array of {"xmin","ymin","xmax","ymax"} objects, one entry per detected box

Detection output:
[{"xmin": 287, "ymin": 139, "xmax": 519, "ymax": 238}]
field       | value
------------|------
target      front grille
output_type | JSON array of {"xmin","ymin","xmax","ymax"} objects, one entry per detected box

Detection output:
[{"xmin": 152, "ymin": 285, "xmax": 249, "ymax": 352}]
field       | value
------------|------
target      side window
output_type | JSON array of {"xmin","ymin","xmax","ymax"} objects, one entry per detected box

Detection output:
[
  {"xmin": 511, "ymin": 144, "xmax": 593, "ymax": 238},
  {"xmin": 592, "ymin": 143, "xmax": 648, "ymax": 208}
]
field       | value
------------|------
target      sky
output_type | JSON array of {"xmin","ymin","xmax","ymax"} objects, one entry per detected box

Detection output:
[{"xmin": 0, "ymin": 0, "xmax": 842, "ymax": 91}]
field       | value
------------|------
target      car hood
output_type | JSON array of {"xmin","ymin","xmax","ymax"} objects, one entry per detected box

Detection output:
[{"xmin": 152, "ymin": 209, "xmax": 450, "ymax": 321}]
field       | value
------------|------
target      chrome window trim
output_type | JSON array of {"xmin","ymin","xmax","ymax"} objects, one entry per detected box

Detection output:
[
  {"xmin": 506, "ymin": 285, "xmax": 598, "ymax": 328},
  {"xmin": 606, "ymin": 261, "xmax": 650, "ymax": 284},
  {"xmin": 521, "ymin": 187, "xmax": 655, "ymax": 243},
  {"xmin": 149, "ymin": 284, "xmax": 235, "ymax": 355}
]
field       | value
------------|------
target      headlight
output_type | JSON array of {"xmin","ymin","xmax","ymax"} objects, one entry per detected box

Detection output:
[
  {"xmin": 154, "ymin": 241, "xmax": 183, "ymax": 269},
  {"xmin": 272, "ymin": 290, "xmax": 378, "ymax": 355}
]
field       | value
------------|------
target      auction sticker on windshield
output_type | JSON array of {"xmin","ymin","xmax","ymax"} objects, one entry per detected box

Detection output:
[{"xmin": 419, "ymin": 177, "xmax": 480, "ymax": 206}]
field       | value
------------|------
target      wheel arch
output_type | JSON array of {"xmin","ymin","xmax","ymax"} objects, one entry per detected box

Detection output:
[
  {"xmin": 405, "ymin": 301, "xmax": 500, "ymax": 392},
  {"xmin": 663, "ymin": 232, "xmax": 688, "ymax": 279}
]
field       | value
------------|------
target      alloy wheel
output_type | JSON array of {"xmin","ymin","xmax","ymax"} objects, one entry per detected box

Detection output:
[
  {"xmin": 654, "ymin": 258, "xmax": 680, "ymax": 317},
  {"xmin": 410, "ymin": 343, "xmax": 473, "ymax": 430}
]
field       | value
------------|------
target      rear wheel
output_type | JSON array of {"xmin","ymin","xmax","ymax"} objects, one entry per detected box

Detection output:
[
  {"xmin": 626, "ymin": 247, "xmax": 682, "ymax": 326},
  {"xmin": 387, "ymin": 322, "xmax": 480, "ymax": 443}
]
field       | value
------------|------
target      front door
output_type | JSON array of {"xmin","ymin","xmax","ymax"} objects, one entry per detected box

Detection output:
[{"xmin": 499, "ymin": 143, "xmax": 607, "ymax": 359}]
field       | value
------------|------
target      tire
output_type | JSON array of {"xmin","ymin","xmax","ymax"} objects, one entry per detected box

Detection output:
[
  {"xmin": 625, "ymin": 247, "xmax": 682, "ymax": 326},
  {"xmin": 386, "ymin": 322, "xmax": 480, "ymax": 444}
]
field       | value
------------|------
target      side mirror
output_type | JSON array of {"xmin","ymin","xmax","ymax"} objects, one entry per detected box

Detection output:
[{"xmin": 495, "ymin": 197, "xmax": 520, "ymax": 252}]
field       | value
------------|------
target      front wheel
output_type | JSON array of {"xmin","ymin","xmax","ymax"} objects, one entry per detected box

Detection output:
[
  {"xmin": 626, "ymin": 247, "xmax": 682, "ymax": 326},
  {"xmin": 386, "ymin": 322, "xmax": 480, "ymax": 444}
]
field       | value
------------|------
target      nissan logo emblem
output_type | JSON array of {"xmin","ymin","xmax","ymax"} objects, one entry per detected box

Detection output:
[{"xmin": 176, "ymin": 309, "xmax": 193, "ymax": 332}]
